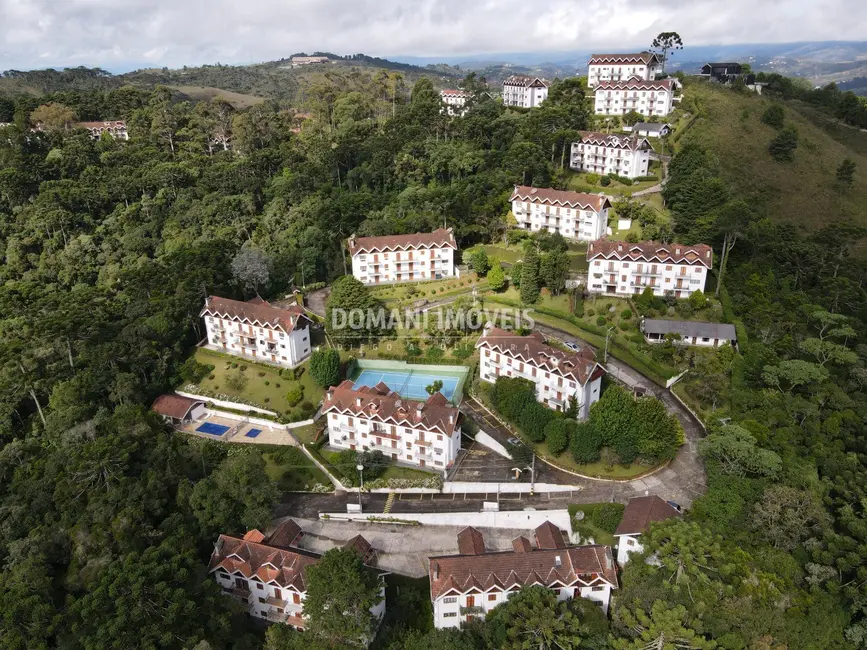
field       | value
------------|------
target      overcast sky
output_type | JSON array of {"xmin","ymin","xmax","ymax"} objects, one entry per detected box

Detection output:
[{"xmin": 2, "ymin": 0, "xmax": 866, "ymax": 71}]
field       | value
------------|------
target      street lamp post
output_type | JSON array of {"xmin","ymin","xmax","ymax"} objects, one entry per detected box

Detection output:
[{"xmin": 356, "ymin": 464, "xmax": 364, "ymax": 510}]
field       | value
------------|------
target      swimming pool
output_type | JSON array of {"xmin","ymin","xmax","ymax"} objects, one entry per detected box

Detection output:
[
  {"xmin": 352, "ymin": 368, "xmax": 463, "ymax": 402},
  {"xmin": 196, "ymin": 422, "xmax": 230, "ymax": 436}
]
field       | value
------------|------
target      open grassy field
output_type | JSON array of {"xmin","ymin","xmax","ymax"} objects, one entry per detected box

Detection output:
[
  {"xmin": 681, "ymin": 81, "xmax": 867, "ymax": 232},
  {"xmin": 262, "ymin": 446, "xmax": 331, "ymax": 491},
  {"xmin": 170, "ymin": 85, "xmax": 266, "ymax": 108},
  {"xmin": 189, "ymin": 348, "xmax": 325, "ymax": 414}
]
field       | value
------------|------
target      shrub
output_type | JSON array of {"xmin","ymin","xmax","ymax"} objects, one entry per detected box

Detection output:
[
  {"xmin": 596, "ymin": 316, "xmax": 607, "ymax": 327},
  {"xmin": 520, "ymin": 402, "xmax": 553, "ymax": 441},
  {"xmin": 264, "ymin": 380, "xmax": 270, "ymax": 386},
  {"xmin": 275, "ymin": 383, "xmax": 281, "ymax": 388},
  {"xmin": 761, "ymin": 104, "xmax": 785, "ymax": 129},
  {"xmin": 258, "ymin": 371, "xmax": 266, "ymax": 377},
  {"xmin": 240, "ymin": 365, "xmax": 247, "ymax": 371},
  {"xmin": 309, "ymin": 348, "xmax": 341, "ymax": 387},
  {"xmin": 426, "ymin": 346, "xmax": 445, "ymax": 361},
  {"xmin": 286, "ymin": 385, "xmax": 304, "ymax": 407},
  {"xmin": 769, "ymin": 125, "xmax": 798, "ymax": 162},
  {"xmin": 544, "ymin": 419, "xmax": 571, "ymax": 456},
  {"xmin": 600, "ymin": 176, "xmax": 611, "ymax": 187},
  {"xmin": 179, "ymin": 357, "xmax": 212, "ymax": 384},
  {"xmin": 570, "ymin": 421, "xmax": 602, "ymax": 464},
  {"xmin": 586, "ymin": 309, "xmax": 595, "ymax": 317},
  {"xmin": 591, "ymin": 503, "xmax": 625, "ymax": 533},
  {"xmin": 208, "ymin": 374, "xmax": 215, "ymax": 380},
  {"xmin": 231, "ymin": 362, "xmax": 238, "ymax": 368},
  {"xmin": 618, "ymin": 321, "xmax": 631, "ymax": 331},
  {"xmin": 688, "ymin": 289, "xmax": 708, "ymax": 310},
  {"xmin": 632, "ymin": 175, "xmax": 659, "ymax": 182},
  {"xmin": 585, "ymin": 172, "xmax": 600, "ymax": 185},
  {"xmin": 263, "ymin": 398, "xmax": 270, "ymax": 403},
  {"xmin": 224, "ymin": 371, "xmax": 248, "ymax": 392},
  {"xmin": 621, "ymin": 309, "xmax": 632, "ymax": 320}
]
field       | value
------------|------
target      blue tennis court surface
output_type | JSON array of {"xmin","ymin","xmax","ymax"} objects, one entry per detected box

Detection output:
[
  {"xmin": 245, "ymin": 428, "xmax": 262, "ymax": 438},
  {"xmin": 196, "ymin": 422, "xmax": 230, "ymax": 436},
  {"xmin": 353, "ymin": 369, "xmax": 461, "ymax": 402}
]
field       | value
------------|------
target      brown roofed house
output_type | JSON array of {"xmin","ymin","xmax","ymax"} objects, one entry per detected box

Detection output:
[
  {"xmin": 614, "ymin": 495, "xmax": 681, "ymax": 565},
  {"xmin": 151, "ymin": 394, "xmax": 206, "ymax": 424}
]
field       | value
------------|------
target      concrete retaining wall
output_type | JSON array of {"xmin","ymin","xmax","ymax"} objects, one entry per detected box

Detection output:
[
  {"xmin": 443, "ymin": 482, "xmax": 578, "ymax": 494},
  {"xmin": 176, "ymin": 390, "xmax": 277, "ymax": 416},
  {"xmin": 321, "ymin": 509, "xmax": 573, "ymax": 532},
  {"xmin": 206, "ymin": 409, "xmax": 285, "ymax": 430},
  {"xmin": 474, "ymin": 430, "xmax": 512, "ymax": 459}
]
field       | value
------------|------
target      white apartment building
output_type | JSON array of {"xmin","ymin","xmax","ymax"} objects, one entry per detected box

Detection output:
[
  {"xmin": 509, "ymin": 185, "xmax": 611, "ymax": 242},
  {"xmin": 441, "ymin": 89, "xmax": 470, "ymax": 116},
  {"xmin": 571, "ymin": 131, "xmax": 653, "ymax": 179},
  {"xmin": 502, "ymin": 75, "xmax": 550, "ymax": 108},
  {"xmin": 587, "ymin": 52, "xmax": 662, "ymax": 88},
  {"xmin": 587, "ymin": 240, "xmax": 713, "ymax": 298},
  {"xmin": 200, "ymin": 296, "xmax": 312, "ymax": 368},
  {"xmin": 323, "ymin": 381, "xmax": 462, "ymax": 473},
  {"xmin": 348, "ymin": 229, "xmax": 457, "ymax": 285},
  {"xmin": 76, "ymin": 120, "xmax": 129, "ymax": 140},
  {"xmin": 430, "ymin": 523, "xmax": 618, "ymax": 629},
  {"xmin": 476, "ymin": 326, "xmax": 605, "ymax": 418},
  {"xmin": 614, "ymin": 495, "xmax": 681, "ymax": 565},
  {"xmin": 594, "ymin": 78, "xmax": 679, "ymax": 117},
  {"xmin": 210, "ymin": 520, "xmax": 386, "ymax": 631}
]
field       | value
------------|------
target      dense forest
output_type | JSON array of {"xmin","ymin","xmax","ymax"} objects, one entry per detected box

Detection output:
[{"xmin": 2, "ymin": 63, "xmax": 867, "ymax": 649}]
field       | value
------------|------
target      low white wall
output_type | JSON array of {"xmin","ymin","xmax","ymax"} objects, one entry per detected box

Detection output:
[
  {"xmin": 443, "ymin": 482, "xmax": 579, "ymax": 494},
  {"xmin": 474, "ymin": 430, "xmax": 512, "ymax": 459},
  {"xmin": 208, "ymin": 409, "xmax": 284, "ymax": 430},
  {"xmin": 286, "ymin": 418, "xmax": 315, "ymax": 429},
  {"xmin": 176, "ymin": 390, "xmax": 278, "ymax": 416},
  {"xmin": 321, "ymin": 509, "xmax": 573, "ymax": 531}
]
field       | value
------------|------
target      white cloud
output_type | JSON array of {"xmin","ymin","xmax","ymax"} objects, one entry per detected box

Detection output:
[{"xmin": 0, "ymin": 0, "xmax": 865, "ymax": 70}]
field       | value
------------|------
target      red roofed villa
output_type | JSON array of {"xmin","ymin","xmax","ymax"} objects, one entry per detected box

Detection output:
[
  {"xmin": 322, "ymin": 380, "xmax": 462, "ymax": 472},
  {"xmin": 475, "ymin": 324, "xmax": 605, "ymax": 417},
  {"xmin": 587, "ymin": 51, "xmax": 662, "ymax": 87},
  {"xmin": 429, "ymin": 522, "xmax": 618, "ymax": 628},
  {"xmin": 209, "ymin": 519, "xmax": 386, "ymax": 630},
  {"xmin": 348, "ymin": 228, "xmax": 457, "ymax": 285},
  {"xmin": 588, "ymin": 239, "xmax": 713, "ymax": 299},
  {"xmin": 571, "ymin": 131, "xmax": 653, "ymax": 179},
  {"xmin": 509, "ymin": 185, "xmax": 612, "ymax": 241},
  {"xmin": 614, "ymin": 495, "xmax": 681, "ymax": 564},
  {"xmin": 594, "ymin": 76, "xmax": 680, "ymax": 117},
  {"xmin": 200, "ymin": 295, "xmax": 313, "ymax": 368}
]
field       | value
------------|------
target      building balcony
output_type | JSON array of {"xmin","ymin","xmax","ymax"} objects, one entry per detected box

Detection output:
[
  {"xmin": 265, "ymin": 596, "xmax": 286, "ymax": 606},
  {"xmin": 633, "ymin": 271, "xmax": 663, "ymax": 278},
  {"xmin": 266, "ymin": 611, "xmax": 288, "ymax": 623},
  {"xmin": 460, "ymin": 605, "xmax": 485, "ymax": 615},
  {"xmin": 230, "ymin": 587, "xmax": 251, "ymax": 598}
]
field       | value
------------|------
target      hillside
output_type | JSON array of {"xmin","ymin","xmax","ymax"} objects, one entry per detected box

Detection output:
[{"xmin": 679, "ymin": 81, "xmax": 867, "ymax": 231}]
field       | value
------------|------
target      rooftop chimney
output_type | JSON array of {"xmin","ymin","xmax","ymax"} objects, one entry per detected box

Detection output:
[
  {"xmin": 676, "ymin": 247, "xmax": 681, "ymax": 255},
  {"xmin": 433, "ymin": 562, "xmax": 439, "ymax": 580},
  {"xmin": 356, "ymin": 397, "xmax": 362, "ymax": 407},
  {"xmin": 555, "ymin": 555, "xmax": 562, "ymax": 567},
  {"xmin": 617, "ymin": 243, "xmax": 623, "ymax": 252}
]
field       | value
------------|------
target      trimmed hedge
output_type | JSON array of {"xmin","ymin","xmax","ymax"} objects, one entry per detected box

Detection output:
[{"xmin": 632, "ymin": 174, "xmax": 659, "ymax": 182}]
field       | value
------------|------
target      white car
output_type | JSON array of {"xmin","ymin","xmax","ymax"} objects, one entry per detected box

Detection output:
[{"xmin": 565, "ymin": 341, "xmax": 581, "ymax": 352}]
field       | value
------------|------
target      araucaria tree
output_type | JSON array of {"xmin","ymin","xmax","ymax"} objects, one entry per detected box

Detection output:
[
  {"xmin": 651, "ymin": 32, "xmax": 684, "ymax": 75},
  {"xmin": 520, "ymin": 247, "xmax": 541, "ymax": 304},
  {"xmin": 303, "ymin": 548, "xmax": 383, "ymax": 647}
]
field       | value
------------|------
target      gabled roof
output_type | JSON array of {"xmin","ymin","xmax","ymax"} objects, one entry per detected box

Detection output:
[
  {"xmin": 503, "ymin": 75, "xmax": 550, "ymax": 88},
  {"xmin": 441, "ymin": 89, "xmax": 470, "ymax": 97},
  {"xmin": 509, "ymin": 185, "xmax": 611, "ymax": 212},
  {"xmin": 457, "ymin": 527, "xmax": 487, "ymax": 555},
  {"xmin": 576, "ymin": 131, "xmax": 652, "ymax": 152},
  {"xmin": 642, "ymin": 319, "xmax": 736, "ymax": 341},
  {"xmin": 429, "ymin": 524, "xmax": 617, "ymax": 600},
  {"xmin": 615, "ymin": 495, "xmax": 681, "ymax": 536},
  {"xmin": 322, "ymin": 380, "xmax": 461, "ymax": 437},
  {"xmin": 267, "ymin": 519, "xmax": 303, "ymax": 548},
  {"xmin": 589, "ymin": 52, "xmax": 660, "ymax": 66},
  {"xmin": 200, "ymin": 296, "xmax": 311, "ymax": 333},
  {"xmin": 77, "ymin": 120, "xmax": 127, "ymax": 129},
  {"xmin": 344, "ymin": 534, "xmax": 377, "ymax": 565},
  {"xmin": 151, "ymin": 394, "xmax": 204, "ymax": 420},
  {"xmin": 595, "ymin": 78, "xmax": 676, "ymax": 92},
  {"xmin": 632, "ymin": 122, "xmax": 671, "ymax": 131},
  {"xmin": 588, "ymin": 240, "xmax": 713, "ymax": 269},
  {"xmin": 534, "ymin": 522, "xmax": 567, "ymax": 549},
  {"xmin": 475, "ymin": 326, "xmax": 605, "ymax": 386},
  {"xmin": 347, "ymin": 228, "xmax": 457, "ymax": 255}
]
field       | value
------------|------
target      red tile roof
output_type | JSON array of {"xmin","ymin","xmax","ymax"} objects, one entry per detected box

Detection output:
[
  {"xmin": 344, "ymin": 535, "xmax": 377, "ymax": 565},
  {"xmin": 347, "ymin": 229, "xmax": 456, "ymax": 256},
  {"xmin": 588, "ymin": 52, "xmax": 660, "ymax": 65},
  {"xmin": 457, "ymin": 527, "xmax": 487, "ymax": 555},
  {"xmin": 614, "ymin": 495, "xmax": 681, "ymax": 536},
  {"xmin": 268, "ymin": 519, "xmax": 303, "ymax": 548},
  {"xmin": 534, "ymin": 522, "xmax": 567, "ymax": 549},
  {"xmin": 475, "ymin": 327, "xmax": 605, "ymax": 386},
  {"xmin": 210, "ymin": 523, "xmax": 378, "ymax": 592},
  {"xmin": 595, "ymin": 78, "xmax": 676, "ymax": 92},
  {"xmin": 509, "ymin": 185, "xmax": 611, "ymax": 212},
  {"xmin": 503, "ymin": 75, "xmax": 550, "ymax": 88},
  {"xmin": 200, "ymin": 296, "xmax": 311, "ymax": 333},
  {"xmin": 429, "ymin": 525, "xmax": 617, "ymax": 600},
  {"xmin": 588, "ymin": 240, "xmax": 713, "ymax": 269},
  {"xmin": 322, "ymin": 380, "xmax": 461, "ymax": 437},
  {"xmin": 441, "ymin": 89, "xmax": 470, "ymax": 97},
  {"xmin": 576, "ymin": 131, "xmax": 652, "ymax": 152},
  {"xmin": 151, "ymin": 394, "xmax": 204, "ymax": 420},
  {"xmin": 76, "ymin": 120, "xmax": 126, "ymax": 129}
]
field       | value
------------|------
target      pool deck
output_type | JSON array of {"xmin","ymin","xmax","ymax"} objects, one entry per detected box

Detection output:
[{"xmin": 177, "ymin": 412, "xmax": 298, "ymax": 446}]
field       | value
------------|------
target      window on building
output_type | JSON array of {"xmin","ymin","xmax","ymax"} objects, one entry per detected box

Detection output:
[
  {"xmin": 626, "ymin": 539, "xmax": 635, "ymax": 546},
  {"xmin": 488, "ymin": 594, "xmax": 497, "ymax": 601},
  {"xmin": 444, "ymin": 597, "xmax": 458, "ymax": 604},
  {"xmin": 443, "ymin": 612, "xmax": 457, "ymax": 618},
  {"xmin": 592, "ymin": 586, "xmax": 606, "ymax": 592}
]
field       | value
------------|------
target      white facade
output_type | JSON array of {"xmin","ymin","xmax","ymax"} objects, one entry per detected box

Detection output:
[
  {"xmin": 594, "ymin": 78, "xmax": 678, "ymax": 117},
  {"xmin": 510, "ymin": 185, "xmax": 610, "ymax": 242},
  {"xmin": 476, "ymin": 327, "xmax": 604, "ymax": 418},
  {"xmin": 502, "ymin": 76, "xmax": 550, "ymax": 108},
  {"xmin": 587, "ymin": 53, "xmax": 662, "ymax": 88},
  {"xmin": 641, "ymin": 319, "xmax": 737, "ymax": 349},
  {"xmin": 349, "ymin": 229, "xmax": 457, "ymax": 285},
  {"xmin": 201, "ymin": 296, "xmax": 311, "ymax": 368},
  {"xmin": 77, "ymin": 120, "xmax": 129, "ymax": 140},
  {"xmin": 587, "ymin": 241, "xmax": 713, "ymax": 299},
  {"xmin": 441, "ymin": 89, "xmax": 470, "ymax": 116},
  {"xmin": 615, "ymin": 534, "xmax": 643, "ymax": 565},
  {"xmin": 433, "ymin": 581, "xmax": 614, "ymax": 629},
  {"xmin": 571, "ymin": 131, "xmax": 652, "ymax": 179}
]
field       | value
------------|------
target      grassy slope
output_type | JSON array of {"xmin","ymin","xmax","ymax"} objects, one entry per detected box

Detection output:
[
  {"xmin": 681, "ymin": 82, "xmax": 867, "ymax": 232},
  {"xmin": 170, "ymin": 85, "xmax": 265, "ymax": 109}
]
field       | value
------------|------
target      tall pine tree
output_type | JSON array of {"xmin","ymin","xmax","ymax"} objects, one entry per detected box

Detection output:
[{"xmin": 521, "ymin": 247, "xmax": 540, "ymax": 304}]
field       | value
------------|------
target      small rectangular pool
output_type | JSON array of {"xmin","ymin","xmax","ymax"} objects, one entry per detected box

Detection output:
[
  {"xmin": 196, "ymin": 422, "xmax": 230, "ymax": 436},
  {"xmin": 245, "ymin": 428, "xmax": 262, "ymax": 438}
]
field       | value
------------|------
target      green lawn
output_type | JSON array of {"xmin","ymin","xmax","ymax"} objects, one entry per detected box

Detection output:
[
  {"xmin": 566, "ymin": 504, "xmax": 621, "ymax": 545},
  {"xmin": 262, "ymin": 446, "xmax": 332, "ymax": 491},
  {"xmin": 290, "ymin": 423, "xmax": 323, "ymax": 445},
  {"xmin": 321, "ymin": 450, "xmax": 438, "ymax": 482},
  {"xmin": 532, "ymin": 439, "xmax": 654, "ymax": 479},
  {"xmin": 190, "ymin": 348, "xmax": 326, "ymax": 415},
  {"xmin": 566, "ymin": 171, "xmax": 659, "ymax": 197},
  {"xmin": 498, "ymin": 286, "xmax": 572, "ymax": 314},
  {"xmin": 370, "ymin": 274, "xmax": 480, "ymax": 303},
  {"xmin": 465, "ymin": 244, "xmax": 523, "ymax": 265}
]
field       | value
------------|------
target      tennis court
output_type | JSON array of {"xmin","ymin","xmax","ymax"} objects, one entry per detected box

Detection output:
[
  {"xmin": 352, "ymin": 368, "xmax": 463, "ymax": 402},
  {"xmin": 196, "ymin": 422, "xmax": 230, "ymax": 436}
]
